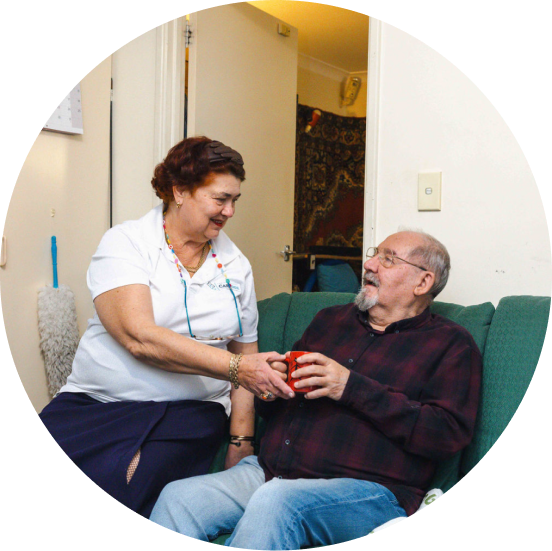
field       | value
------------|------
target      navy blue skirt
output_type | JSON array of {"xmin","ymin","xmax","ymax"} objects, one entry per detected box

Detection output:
[{"xmin": 39, "ymin": 392, "xmax": 227, "ymax": 518}]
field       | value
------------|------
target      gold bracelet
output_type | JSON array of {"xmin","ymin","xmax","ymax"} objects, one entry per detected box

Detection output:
[{"xmin": 229, "ymin": 353, "xmax": 243, "ymax": 389}]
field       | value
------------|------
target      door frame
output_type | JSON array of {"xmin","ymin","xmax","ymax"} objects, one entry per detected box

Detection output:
[
  {"xmin": 153, "ymin": 14, "xmax": 382, "ymax": 257},
  {"xmin": 153, "ymin": 18, "xmax": 186, "ymax": 167},
  {"xmin": 363, "ymin": 17, "xmax": 382, "ymax": 252}
]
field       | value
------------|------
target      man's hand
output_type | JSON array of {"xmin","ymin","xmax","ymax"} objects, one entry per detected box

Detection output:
[{"xmin": 291, "ymin": 353, "xmax": 351, "ymax": 401}]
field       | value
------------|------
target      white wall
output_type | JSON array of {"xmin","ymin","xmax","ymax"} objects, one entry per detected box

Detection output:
[
  {"xmin": 0, "ymin": 58, "xmax": 111, "ymax": 412},
  {"xmin": 111, "ymin": 27, "xmax": 159, "ymax": 225},
  {"xmin": 372, "ymin": 24, "xmax": 551, "ymax": 306}
]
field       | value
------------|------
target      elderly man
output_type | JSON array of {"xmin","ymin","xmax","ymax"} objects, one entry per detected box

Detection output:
[{"xmin": 150, "ymin": 231, "xmax": 481, "ymax": 549}]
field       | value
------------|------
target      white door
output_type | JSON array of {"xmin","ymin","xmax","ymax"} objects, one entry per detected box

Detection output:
[{"xmin": 187, "ymin": 3, "xmax": 298, "ymax": 300}]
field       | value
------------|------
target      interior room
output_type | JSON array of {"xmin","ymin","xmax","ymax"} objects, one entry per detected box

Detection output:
[
  {"xmin": 0, "ymin": 0, "xmax": 552, "ymax": 536},
  {"xmin": 1, "ymin": 0, "xmax": 550, "ymax": 423}
]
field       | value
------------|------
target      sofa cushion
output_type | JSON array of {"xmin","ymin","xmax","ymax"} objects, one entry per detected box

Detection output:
[
  {"xmin": 430, "ymin": 300, "xmax": 495, "ymax": 356},
  {"xmin": 258, "ymin": 292, "xmax": 357, "ymax": 353},
  {"xmin": 282, "ymin": 292, "xmax": 357, "ymax": 352},
  {"xmin": 257, "ymin": 293, "xmax": 292, "ymax": 354}
]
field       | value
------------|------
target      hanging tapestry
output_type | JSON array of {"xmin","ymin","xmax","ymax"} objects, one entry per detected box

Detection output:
[{"xmin": 294, "ymin": 104, "xmax": 366, "ymax": 254}]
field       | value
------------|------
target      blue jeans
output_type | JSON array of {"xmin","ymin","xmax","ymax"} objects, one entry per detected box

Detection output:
[{"xmin": 150, "ymin": 456, "xmax": 406, "ymax": 549}]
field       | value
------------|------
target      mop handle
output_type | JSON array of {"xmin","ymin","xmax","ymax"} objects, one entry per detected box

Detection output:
[{"xmin": 51, "ymin": 236, "xmax": 58, "ymax": 289}]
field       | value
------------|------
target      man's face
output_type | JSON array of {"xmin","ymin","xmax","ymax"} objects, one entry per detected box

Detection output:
[{"xmin": 355, "ymin": 232, "xmax": 427, "ymax": 313}]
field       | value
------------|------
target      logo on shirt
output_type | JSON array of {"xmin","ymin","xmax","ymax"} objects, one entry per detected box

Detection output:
[{"xmin": 207, "ymin": 282, "xmax": 241, "ymax": 292}]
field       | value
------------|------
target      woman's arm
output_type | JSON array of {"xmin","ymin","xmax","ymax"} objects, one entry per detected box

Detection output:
[
  {"xmin": 94, "ymin": 284, "xmax": 293, "ymax": 399},
  {"xmin": 224, "ymin": 341, "xmax": 257, "ymax": 469}
]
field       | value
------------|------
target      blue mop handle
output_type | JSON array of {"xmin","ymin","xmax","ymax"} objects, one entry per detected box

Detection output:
[{"xmin": 51, "ymin": 236, "xmax": 58, "ymax": 289}]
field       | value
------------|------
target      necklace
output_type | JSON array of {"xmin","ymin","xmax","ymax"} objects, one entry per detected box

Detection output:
[
  {"xmin": 162, "ymin": 215, "xmax": 208, "ymax": 276},
  {"xmin": 162, "ymin": 212, "xmax": 244, "ymax": 340},
  {"xmin": 183, "ymin": 242, "xmax": 209, "ymax": 274}
]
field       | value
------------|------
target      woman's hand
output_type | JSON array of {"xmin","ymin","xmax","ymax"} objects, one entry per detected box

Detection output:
[
  {"xmin": 238, "ymin": 352, "xmax": 294, "ymax": 400},
  {"xmin": 292, "ymin": 353, "xmax": 350, "ymax": 401}
]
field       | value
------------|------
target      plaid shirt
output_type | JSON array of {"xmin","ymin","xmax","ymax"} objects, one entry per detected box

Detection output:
[{"xmin": 256, "ymin": 303, "xmax": 482, "ymax": 516}]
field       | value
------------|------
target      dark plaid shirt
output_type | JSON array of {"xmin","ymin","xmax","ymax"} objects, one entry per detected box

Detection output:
[{"xmin": 256, "ymin": 303, "xmax": 481, "ymax": 516}]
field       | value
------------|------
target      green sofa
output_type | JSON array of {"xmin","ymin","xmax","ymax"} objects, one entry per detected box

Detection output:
[{"xmin": 209, "ymin": 292, "xmax": 550, "ymax": 542}]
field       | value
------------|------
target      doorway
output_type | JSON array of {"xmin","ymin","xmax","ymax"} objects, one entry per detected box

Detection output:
[
  {"xmin": 185, "ymin": 2, "xmax": 369, "ymax": 294},
  {"xmin": 186, "ymin": 1, "xmax": 368, "ymax": 294},
  {"xmin": 249, "ymin": 1, "xmax": 369, "ymax": 293},
  {"xmin": 291, "ymin": 105, "xmax": 366, "ymax": 293}
]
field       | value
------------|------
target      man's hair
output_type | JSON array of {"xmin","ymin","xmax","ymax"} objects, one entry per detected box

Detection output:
[{"xmin": 400, "ymin": 229, "xmax": 451, "ymax": 299}]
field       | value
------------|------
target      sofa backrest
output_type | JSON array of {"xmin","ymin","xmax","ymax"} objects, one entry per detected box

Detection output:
[
  {"xmin": 425, "ymin": 300, "xmax": 495, "ymax": 491},
  {"xmin": 460, "ymin": 295, "xmax": 550, "ymax": 476},
  {"xmin": 258, "ymin": 292, "xmax": 495, "ymax": 356}
]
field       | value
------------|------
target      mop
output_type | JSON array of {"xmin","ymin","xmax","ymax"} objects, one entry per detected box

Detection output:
[{"xmin": 37, "ymin": 236, "xmax": 80, "ymax": 396}]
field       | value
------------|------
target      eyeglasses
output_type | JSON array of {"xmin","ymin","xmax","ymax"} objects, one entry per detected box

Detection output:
[
  {"xmin": 365, "ymin": 247, "xmax": 428, "ymax": 271},
  {"xmin": 182, "ymin": 278, "xmax": 243, "ymax": 341}
]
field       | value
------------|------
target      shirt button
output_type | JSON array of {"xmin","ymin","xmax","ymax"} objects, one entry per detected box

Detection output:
[
  {"xmin": 369, "ymin": 333, "xmax": 374, "ymax": 337},
  {"xmin": 299, "ymin": 402, "xmax": 304, "ymax": 408},
  {"xmin": 348, "ymin": 359, "xmax": 354, "ymax": 364},
  {"xmin": 395, "ymin": 330, "xmax": 400, "ymax": 334},
  {"xmin": 278, "ymin": 476, "xmax": 283, "ymax": 479},
  {"xmin": 285, "ymin": 439, "xmax": 290, "ymax": 445}
]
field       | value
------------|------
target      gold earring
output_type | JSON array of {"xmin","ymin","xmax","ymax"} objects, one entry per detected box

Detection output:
[{"xmin": 176, "ymin": 202, "xmax": 182, "ymax": 209}]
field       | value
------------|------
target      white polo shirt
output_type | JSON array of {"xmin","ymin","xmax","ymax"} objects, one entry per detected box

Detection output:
[{"xmin": 60, "ymin": 204, "xmax": 258, "ymax": 416}]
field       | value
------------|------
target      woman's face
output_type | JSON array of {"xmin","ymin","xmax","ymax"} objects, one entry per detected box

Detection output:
[{"xmin": 176, "ymin": 172, "xmax": 242, "ymax": 242}]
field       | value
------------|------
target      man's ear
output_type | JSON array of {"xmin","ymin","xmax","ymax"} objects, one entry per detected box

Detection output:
[{"xmin": 414, "ymin": 271, "xmax": 435, "ymax": 297}]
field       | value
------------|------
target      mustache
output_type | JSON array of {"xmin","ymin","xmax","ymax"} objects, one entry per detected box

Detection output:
[{"xmin": 363, "ymin": 272, "xmax": 380, "ymax": 288}]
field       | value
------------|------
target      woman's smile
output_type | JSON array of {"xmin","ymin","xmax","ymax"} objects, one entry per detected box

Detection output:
[{"xmin": 211, "ymin": 218, "xmax": 225, "ymax": 229}]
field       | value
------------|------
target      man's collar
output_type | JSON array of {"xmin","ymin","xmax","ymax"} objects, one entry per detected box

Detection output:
[{"xmin": 357, "ymin": 306, "xmax": 431, "ymax": 333}]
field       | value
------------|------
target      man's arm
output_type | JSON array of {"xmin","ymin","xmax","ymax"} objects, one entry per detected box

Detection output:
[{"xmin": 292, "ymin": 340, "xmax": 481, "ymax": 461}]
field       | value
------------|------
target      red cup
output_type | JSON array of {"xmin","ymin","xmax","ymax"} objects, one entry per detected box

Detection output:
[{"xmin": 286, "ymin": 351, "xmax": 318, "ymax": 393}]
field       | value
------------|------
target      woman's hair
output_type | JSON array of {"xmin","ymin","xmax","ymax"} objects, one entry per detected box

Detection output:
[{"xmin": 151, "ymin": 137, "xmax": 246, "ymax": 203}]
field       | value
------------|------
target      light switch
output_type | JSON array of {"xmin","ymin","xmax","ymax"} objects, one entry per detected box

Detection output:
[{"xmin": 418, "ymin": 172, "xmax": 442, "ymax": 211}]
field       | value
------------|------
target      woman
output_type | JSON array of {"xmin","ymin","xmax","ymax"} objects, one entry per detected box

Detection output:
[{"xmin": 39, "ymin": 137, "xmax": 293, "ymax": 517}]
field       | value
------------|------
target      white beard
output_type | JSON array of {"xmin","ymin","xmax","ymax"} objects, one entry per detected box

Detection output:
[{"xmin": 354, "ymin": 287, "xmax": 378, "ymax": 312}]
